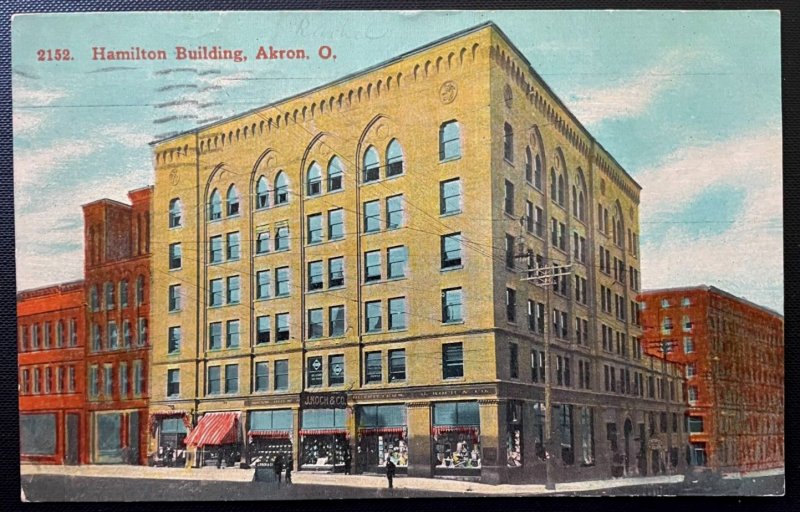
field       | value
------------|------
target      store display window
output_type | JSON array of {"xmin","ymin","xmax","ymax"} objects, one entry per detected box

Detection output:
[
  {"xmin": 357, "ymin": 404, "xmax": 407, "ymax": 469},
  {"xmin": 432, "ymin": 401, "xmax": 481, "ymax": 469},
  {"xmin": 299, "ymin": 409, "xmax": 348, "ymax": 469},
  {"xmin": 248, "ymin": 409, "xmax": 293, "ymax": 466},
  {"xmin": 506, "ymin": 401, "xmax": 523, "ymax": 467}
]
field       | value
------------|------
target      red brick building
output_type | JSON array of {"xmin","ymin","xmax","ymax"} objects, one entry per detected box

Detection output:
[
  {"xmin": 638, "ymin": 286, "xmax": 783, "ymax": 473},
  {"xmin": 18, "ymin": 280, "xmax": 87, "ymax": 464},
  {"xmin": 82, "ymin": 187, "xmax": 152, "ymax": 464}
]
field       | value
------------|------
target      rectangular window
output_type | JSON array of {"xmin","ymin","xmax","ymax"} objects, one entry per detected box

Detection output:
[
  {"xmin": 688, "ymin": 386, "xmax": 698, "ymax": 404},
  {"xmin": 688, "ymin": 416, "xmax": 704, "ymax": 433},
  {"xmin": 225, "ymin": 364, "xmax": 239, "ymax": 394},
  {"xmin": 551, "ymin": 218, "xmax": 558, "ymax": 246},
  {"xmin": 91, "ymin": 324, "xmax": 101, "ymax": 352},
  {"xmin": 209, "ymin": 278, "xmax": 223, "ymax": 307},
  {"xmin": 307, "ymin": 355, "xmax": 323, "ymax": 387},
  {"xmin": 389, "ymin": 349, "xmax": 406, "ymax": 382},
  {"xmin": 255, "ymin": 362, "xmax": 270, "ymax": 392},
  {"xmin": 504, "ymin": 180, "xmax": 515, "ymax": 215},
  {"xmin": 44, "ymin": 367, "xmax": 52, "ymax": 394},
  {"xmin": 68, "ymin": 366, "xmax": 76, "ymax": 392},
  {"xmin": 103, "ymin": 364, "xmax": 113, "ymax": 397},
  {"xmin": 328, "ymin": 354, "xmax": 344, "ymax": 386},
  {"xmin": 226, "ymin": 232, "xmax": 240, "ymax": 260},
  {"xmin": 307, "ymin": 213, "xmax": 323, "ymax": 244},
  {"xmin": 169, "ymin": 243, "xmax": 182, "ymax": 269},
  {"xmin": 533, "ymin": 206, "xmax": 544, "ymax": 237},
  {"xmin": 365, "ymin": 301, "xmax": 382, "ymax": 333},
  {"xmin": 364, "ymin": 200, "xmax": 381, "ymax": 233},
  {"xmin": 256, "ymin": 269, "xmax": 272, "ymax": 299},
  {"xmin": 69, "ymin": 319, "xmax": 77, "ymax": 346},
  {"xmin": 168, "ymin": 284, "xmax": 181, "ymax": 312},
  {"xmin": 275, "ymin": 267, "xmax": 290, "ymax": 297},
  {"xmin": 207, "ymin": 366, "xmax": 221, "ymax": 395},
  {"xmin": 276, "ymin": 313, "xmax": 290, "ymax": 342},
  {"xmin": 308, "ymin": 261, "xmax": 323, "ymax": 291},
  {"xmin": 442, "ymin": 288, "xmax": 463, "ymax": 323},
  {"xmin": 559, "ymin": 222, "xmax": 567, "ymax": 251},
  {"xmin": 256, "ymin": 230, "xmax": 270, "ymax": 254},
  {"xmin": 386, "ymin": 195, "xmax": 403, "ymax": 229},
  {"xmin": 440, "ymin": 178, "xmax": 461, "ymax": 215},
  {"xmin": 274, "ymin": 360, "xmax": 289, "ymax": 390},
  {"xmin": 365, "ymin": 351, "xmax": 382, "ymax": 383},
  {"xmin": 441, "ymin": 233, "xmax": 462, "ymax": 269},
  {"xmin": 505, "ymin": 233, "xmax": 516, "ymax": 269},
  {"xmin": 107, "ymin": 321, "xmax": 119, "ymax": 349},
  {"xmin": 526, "ymin": 201, "xmax": 534, "ymax": 232},
  {"xmin": 328, "ymin": 208, "xmax": 344, "ymax": 240},
  {"xmin": 387, "ymin": 246, "xmax": 407, "ymax": 279},
  {"xmin": 226, "ymin": 275, "xmax": 241, "ymax": 304},
  {"xmin": 226, "ymin": 320, "xmax": 240, "ymax": 348},
  {"xmin": 510, "ymin": 343, "xmax": 519, "ymax": 379},
  {"xmin": 328, "ymin": 257, "xmax": 344, "ymax": 288},
  {"xmin": 105, "ymin": 283, "xmax": 115, "ymax": 311},
  {"xmin": 88, "ymin": 366, "xmax": 98, "ymax": 398},
  {"xmin": 684, "ymin": 337, "xmax": 694, "ymax": 354},
  {"xmin": 442, "ymin": 342, "xmax": 464, "ymax": 379},
  {"xmin": 440, "ymin": 121, "xmax": 461, "ymax": 160},
  {"xmin": 120, "ymin": 281, "xmax": 129, "ymax": 309},
  {"xmin": 388, "ymin": 297, "xmax": 407, "ymax": 330},
  {"xmin": 686, "ymin": 362, "xmax": 697, "ymax": 378},
  {"xmin": 168, "ymin": 326, "xmax": 181, "ymax": 354},
  {"xmin": 364, "ymin": 250, "xmax": 381, "ymax": 282},
  {"xmin": 137, "ymin": 318, "xmax": 148, "ymax": 346},
  {"xmin": 256, "ymin": 315, "xmax": 271, "ymax": 344},
  {"xmin": 307, "ymin": 308, "xmax": 324, "ymax": 339},
  {"xmin": 208, "ymin": 322, "xmax": 222, "ymax": 350},
  {"xmin": 506, "ymin": 288, "xmax": 517, "ymax": 322},
  {"xmin": 275, "ymin": 226, "xmax": 289, "ymax": 251},
  {"xmin": 329, "ymin": 305, "xmax": 345, "ymax": 337},
  {"xmin": 56, "ymin": 367, "xmax": 64, "ymax": 393}
]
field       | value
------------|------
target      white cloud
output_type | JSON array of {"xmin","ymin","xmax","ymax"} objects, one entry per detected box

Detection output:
[
  {"xmin": 14, "ymin": 140, "xmax": 97, "ymax": 192},
  {"xmin": 639, "ymin": 126, "xmax": 783, "ymax": 313},
  {"xmin": 563, "ymin": 50, "xmax": 692, "ymax": 126},
  {"xmin": 13, "ymin": 85, "xmax": 67, "ymax": 106},
  {"xmin": 13, "ymin": 110, "xmax": 44, "ymax": 134}
]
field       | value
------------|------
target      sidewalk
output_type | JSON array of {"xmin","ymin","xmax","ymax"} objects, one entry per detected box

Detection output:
[{"xmin": 21, "ymin": 463, "xmax": 684, "ymax": 494}]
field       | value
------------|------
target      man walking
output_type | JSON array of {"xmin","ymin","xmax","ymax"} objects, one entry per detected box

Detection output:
[{"xmin": 273, "ymin": 453, "xmax": 284, "ymax": 485}]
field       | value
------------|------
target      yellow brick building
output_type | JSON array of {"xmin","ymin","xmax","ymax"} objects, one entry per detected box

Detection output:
[{"xmin": 149, "ymin": 22, "xmax": 686, "ymax": 483}]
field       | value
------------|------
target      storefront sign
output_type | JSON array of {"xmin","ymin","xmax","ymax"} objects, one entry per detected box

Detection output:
[
  {"xmin": 301, "ymin": 392, "xmax": 347, "ymax": 409},
  {"xmin": 352, "ymin": 384, "xmax": 497, "ymax": 402},
  {"xmin": 308, "ymin": 356, "xmax": 323, "ymax": 387}
]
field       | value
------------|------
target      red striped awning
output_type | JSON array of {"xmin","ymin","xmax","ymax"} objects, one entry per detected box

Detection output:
[
  {"xmin": 184, "ymin": 412, "xmax": 239, "ymax": 447},
  {"xmin": 358, "ymin": 427, "xmax": 405, "ymax": 437},
  {"xmin": 431, "ymin": 426, "xmax": 479, "ymax": 437},
  {"xmin": 299, "ymin": 428, "xmax": 348, "ymax": 437},
  {"xmin": 248, "ymin": 430, "xmax": 291, "ymax": 439}
]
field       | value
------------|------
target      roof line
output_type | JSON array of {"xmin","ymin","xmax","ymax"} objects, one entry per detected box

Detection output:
[
  {"xmin": 150, "ymin": 21, "xmax": 497, "ymax": 146},
  {"xmin": 640, "ymin": 285, "xmax": 783, "ymax": 320}
]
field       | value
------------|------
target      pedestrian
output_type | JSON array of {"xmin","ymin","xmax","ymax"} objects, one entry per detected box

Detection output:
[
  {"xmin": 274, "ymin": 453, "xmax": 284, "ymax": 485},
  {"xmin": 343, "ymin": 449, "xmax": 351, "ymax": 475},
  {"xmin": 386, "ymin": 457, "xmax": 396, "ymax": 489},
  {"xmin": 285, "ymin": 453, "xmax": 293, "ymax": 484}
]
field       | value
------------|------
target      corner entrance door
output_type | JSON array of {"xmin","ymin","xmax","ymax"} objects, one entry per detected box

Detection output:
[{"xmin": 65, "ymin": 413, "xmax": 79, "ymax": 465}]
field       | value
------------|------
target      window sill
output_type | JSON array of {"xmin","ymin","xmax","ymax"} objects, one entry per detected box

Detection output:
[
  {"xmin": 526, "ymin": 181, "xmax": 543, "ymax": 193},
  {"xmin": 364, "ymin": 330, "xmax": 384, "ymax": 336},
  {"xmin": 168, "ymin": 267, "xmax": 183, "ymax": 272},
  {"xmin": 503, "ymin": 158, "xmax": 514, "ymax": 167},
  {"xmin": 439, "ymin": 155, "xmax": 461, "ymax": 164},
  {"xmin": 443, "ymin": 377, "xmax": 465, "ymax": 382},
  {"xmin": 442, "ymin": 320, "xmax": 465, "ymax": 326},
  {"xmin": 440, "ymin": 210, "xmax": 462, "ymax": 218},
  {"xmin": 441, "ymin": 265, "xmax": 463, "ymax": 273}
]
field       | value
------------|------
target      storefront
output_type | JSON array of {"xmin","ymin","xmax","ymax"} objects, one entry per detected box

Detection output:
[
  {"xmin": 184, "ymin": 411, "xmax": 241, "ymax": 468},
  {"xmin": 299, "ymin": 408, "xmax": 348, "ymax": 471},
  {"xmin": 20, "ymin": 413, "xmax": 57, "ymax": 461},
  {"xmin": 149, "ymin": 412, "xmax": 191, "ymax": 467},
  {"xmin": 356, "ymin": 404, "xmax": 407, "ymax": 474},
  {"xmin": 506, "ymin": 401, "xmax": 523, "ymax": 468},
  {"xmin": 431, "ymin": 401, "xmax": 481, "ymax": 475},
  {"xmin": 91, "ymin": 410, "xmax": 141, "ymax": 464},
  {"xmin": 248, "ymin": 409, "xmax": 293, "ymax": 467}
]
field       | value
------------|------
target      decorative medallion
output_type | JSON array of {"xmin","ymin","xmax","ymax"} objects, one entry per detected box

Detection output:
[
  {"xmin": 504, "ymin": 84, "xmax": 513, "ymax": 108},
  {"xmin": 440, "ymin": 80, "xmax": 458, "ymax": 104},
  {"xmin": 169, "ymin": 169, "xmax": 180, "ymax": 186}
]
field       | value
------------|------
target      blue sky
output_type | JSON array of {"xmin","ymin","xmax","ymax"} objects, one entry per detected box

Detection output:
[{"xmin": 12, "ymin": 10, "xmax": 782, "ymax": 313}]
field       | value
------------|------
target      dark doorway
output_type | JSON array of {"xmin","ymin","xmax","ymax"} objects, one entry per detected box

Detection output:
[
  {"xmin": 65, "ymin": 413, "xmax": 79, "ymax": 465},
  {"xmin": 624, "ymin": 419, "xmax": 632, "ymax": 475}
]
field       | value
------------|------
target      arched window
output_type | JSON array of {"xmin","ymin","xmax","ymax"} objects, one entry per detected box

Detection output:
[
  {"xmin": 226, "ymin": 185, "xmax": 240, "ymax": 217},
  {"xmin": 524, "ymin": 147, "xmax": 533, "ymax": 183},
  {"xmin": 439, "ymin": 121, "xmax": 461, "ymax": 160},
  {"xmin": 168, "ymin": 198, "xmax": 182, "ymax": 228},
  {"xmin": 208, "ymin": 189, "xmax": 222, "ymax": 221},
  {"xmin": 534, "ymin": 153, "xmax": 543, "ymax": 189},
  {"xmin": 386, "ymin": 139, "xmax": 404, "ymax": 177},
  {"xmin": 136, "ymin": 275, "xmax": 146, "ymax": 306},
  {"xmin": 503, "ymin": 123, "xmax": 514, "ymax": 162},
  {"xmin": 255, "ymin": 176, "xmax": 269, "ymax": 210},
  {"xmin": 89, "ymin": 285, "xmax": 99, "ymax": 311},
  {"xmin": 307, "ymin": 163, "xmax": 322, "ymax": 196},
  {"xmin": 550, "ymin": 169, "xmax": 557, "ymax": 201},
  {"xmin": 557, "ymin": 174, "xmax": 565, "ymax": 206},
  {"xmin": 274, "ymin": 172, "xmax": 289, "ymax": 205},
  {"xmin": 578, "ymin": 191, "xmax": 586, "ymax": 221},
  {"xmin": 571, "ymin": 186, "xmax": 578, "ymax": 216},
  {"xmin": 327, "ymin": 156, "xmax": 344, "ymax": 192},
  {"xmin": 363, "ymin": 146, "xmax": 380, "ymax": 183}
]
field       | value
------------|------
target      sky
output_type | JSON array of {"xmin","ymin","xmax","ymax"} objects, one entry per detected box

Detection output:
[{"xmin": 11, "ymin": 10, "xmax": 783, "ymax": 313}]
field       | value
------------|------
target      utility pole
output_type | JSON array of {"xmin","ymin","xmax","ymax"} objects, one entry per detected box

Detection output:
[
  {"xmin": 516, "ymin": 228, "xmax": 572, "ymax": 491},
  {"xmin": 658, "ymin": 338, "xmax": 674, "ymax": 475}
]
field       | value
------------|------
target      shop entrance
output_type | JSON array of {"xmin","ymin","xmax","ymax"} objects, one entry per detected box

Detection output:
[
  {"xmin": 356, "ymin": 404, "xmax": 407, "ymax": 474},
  {"xmin": 65, "ymin": 413, "xmax": 79, "ymax": 465}
]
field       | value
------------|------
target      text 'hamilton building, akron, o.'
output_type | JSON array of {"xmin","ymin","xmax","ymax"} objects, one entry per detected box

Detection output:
[{"xmin": 148, "ymin": 22, "xmax": 687, "ymax": 484}]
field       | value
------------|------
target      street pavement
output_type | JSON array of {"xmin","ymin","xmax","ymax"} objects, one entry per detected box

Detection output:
[{"xmin": 19, "ymin": 464, "xmax": 784, "ymax": 501}]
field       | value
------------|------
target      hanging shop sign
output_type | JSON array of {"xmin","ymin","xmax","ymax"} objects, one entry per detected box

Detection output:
[{"xmin": 301, "ymin": 392, "xmax": 348, "ymax": 409}]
